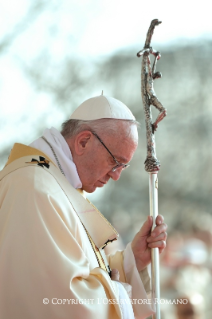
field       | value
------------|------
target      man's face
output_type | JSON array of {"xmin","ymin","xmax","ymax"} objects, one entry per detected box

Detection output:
[{"xmin": 76, "ymin": 124, "xmax": 138, "ymax": 193}]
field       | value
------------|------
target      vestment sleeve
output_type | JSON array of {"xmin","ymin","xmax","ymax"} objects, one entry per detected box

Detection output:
[{"xmin": 108, "ymin": 244, "xmax": 154, "ymax": 318}]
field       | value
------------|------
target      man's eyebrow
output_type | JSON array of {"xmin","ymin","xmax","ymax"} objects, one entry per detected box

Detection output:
[{"xmin": 114, "ymin": 155, "xmax": 129, "ymax": 163}]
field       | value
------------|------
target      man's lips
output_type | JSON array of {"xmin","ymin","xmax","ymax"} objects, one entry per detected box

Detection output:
[
  {"xmin": 99, "ymin": 181, "xmax": 106, "ymax": 185},
  {"xmin": 97, "ymin": 180, "xmax": 107, "ymax": 187}
]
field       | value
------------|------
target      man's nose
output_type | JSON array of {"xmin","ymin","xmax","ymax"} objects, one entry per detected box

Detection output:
[{"xmin": 108, "ymin": 168, "xmax": 122, "ymax": 181}]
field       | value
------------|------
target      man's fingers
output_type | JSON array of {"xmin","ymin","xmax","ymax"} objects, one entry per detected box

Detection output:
[
  {"xmin": 156, "ymin": 214, "xmax": 164, "ymax": 225},
  {"xmin": 111, "ymin": 269, "xmax": 120, "ymax": 281},
  {"xmin": 147, "ymin": 231, "xmax": 167, "ymax": 243},
  {"xmin": 139, "ymin": 215, "xmax": 166, "ymax": 237},
  {"xmin": 147, "ymin": 240, "xmax": 166, "ymax": 250},
  {"xmin": 151, "ymin": 223, "xmax": 167, "ymax": 238}
]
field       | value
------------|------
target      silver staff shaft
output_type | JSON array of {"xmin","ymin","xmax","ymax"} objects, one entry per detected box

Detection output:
[{"xmin": 149, "ymin": 172, "xmax": 160, "ymax": 319}]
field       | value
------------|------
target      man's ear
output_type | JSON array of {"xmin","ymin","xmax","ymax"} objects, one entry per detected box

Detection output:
[{"xmin": 74, "ymin": 131, "xmax": 93, "ymax": 155}]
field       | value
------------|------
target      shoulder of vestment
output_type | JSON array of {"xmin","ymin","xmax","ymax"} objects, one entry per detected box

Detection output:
[{"xmin": 0, "ymin": 143, "xmax": 119, "ymax": 249}]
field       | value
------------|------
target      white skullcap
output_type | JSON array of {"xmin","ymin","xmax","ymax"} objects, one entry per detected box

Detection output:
[{"xmin": 70, "ymin": 95, "xmax": 135, "ymax": 121}]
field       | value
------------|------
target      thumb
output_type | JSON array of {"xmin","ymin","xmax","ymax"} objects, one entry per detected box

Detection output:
[
  {"xmin": 111, "ymin": 269, "xmax": 120, "ymax": 281},
  {"xmin": 140, "ymin": 216, "xmax": 153, "ymax": 236}
]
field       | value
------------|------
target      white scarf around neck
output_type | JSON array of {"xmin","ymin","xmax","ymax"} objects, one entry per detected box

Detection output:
[{"xmin": 29, "ymin": 127, "xmax": 82, "ymax": 189}]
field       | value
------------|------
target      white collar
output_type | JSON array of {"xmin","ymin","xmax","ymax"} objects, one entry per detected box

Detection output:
[{"xmin": 29, "ymin": 127, "xmax": 82, "ymax": 189}]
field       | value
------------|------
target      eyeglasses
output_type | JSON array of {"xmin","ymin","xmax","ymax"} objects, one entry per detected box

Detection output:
[{"xmin": 92, "ymin": 131, "xmax": 130, "ymax": 172}]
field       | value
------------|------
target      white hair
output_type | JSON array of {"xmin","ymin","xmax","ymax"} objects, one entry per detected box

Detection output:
[{"xmin": 61, "ymin": 118, "xmax": 139, "ymax": 139}]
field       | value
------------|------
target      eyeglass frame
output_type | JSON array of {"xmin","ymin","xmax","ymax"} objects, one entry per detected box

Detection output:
[{"xmin": 91, "ymin": 131, "xmax": 130, "ymax": 172}]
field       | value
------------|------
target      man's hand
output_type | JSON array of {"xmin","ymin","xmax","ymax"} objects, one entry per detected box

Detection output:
[
  {"xmin": 131, "ymin": 215, "xmax": 167, "ymax": 272},
  {"xmin": 111, "ymin": 269, "xmax": 120, "ymax": 281}
]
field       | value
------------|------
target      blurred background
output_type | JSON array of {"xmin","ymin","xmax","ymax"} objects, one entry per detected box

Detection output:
[{"xmin": 0, "ymin": 0, "xmax": 212, "ymax": 317}]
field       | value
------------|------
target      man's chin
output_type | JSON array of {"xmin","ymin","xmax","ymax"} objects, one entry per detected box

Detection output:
[
  {"xmin": 82, "ymin": 185, "xmax": 97, "ymax": 193},
  {"xmin": 82, "ymin": 182, "xmax": 105, "ymax": 193}
]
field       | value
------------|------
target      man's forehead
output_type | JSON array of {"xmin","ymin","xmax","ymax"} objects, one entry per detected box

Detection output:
[
  {"xmin": 108, "ymin": 122, "xmax": 138, "ymax": 143},
  {"xmin": 116, "ymin": 122, "xmax": 138, "ymax": 142},
  {"xmin": 109, "ymin": 132, "xmax": 138, "ymax": 163}
]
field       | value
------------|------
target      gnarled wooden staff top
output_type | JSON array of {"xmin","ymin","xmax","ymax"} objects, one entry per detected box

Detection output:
[{"xmin": 137, "ymin": 19, "xmax": 167, "ymax": 173}]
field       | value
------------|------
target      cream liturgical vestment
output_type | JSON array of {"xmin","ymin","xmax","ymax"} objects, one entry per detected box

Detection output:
[{"xmin": 0, "ymin": 136, "xmax": 154, "ymax": 318}]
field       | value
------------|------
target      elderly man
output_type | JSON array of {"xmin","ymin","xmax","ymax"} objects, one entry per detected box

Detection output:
[{"xmin": 0, "ymin": 94, "xmax": 167, "ymax": 319}]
